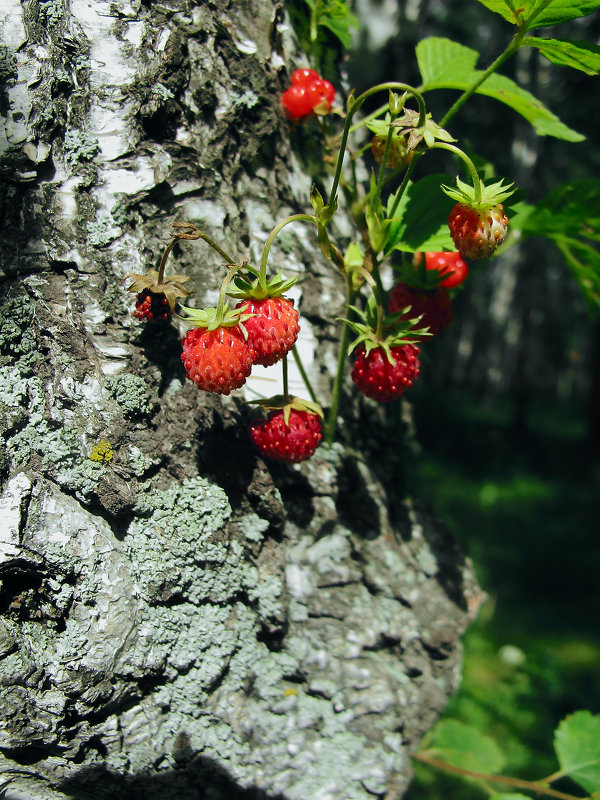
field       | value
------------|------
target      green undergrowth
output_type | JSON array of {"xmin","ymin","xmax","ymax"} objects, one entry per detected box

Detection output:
[{"xmin": 406, "ymin": 387, "xmax": 600, "ymax": 799}]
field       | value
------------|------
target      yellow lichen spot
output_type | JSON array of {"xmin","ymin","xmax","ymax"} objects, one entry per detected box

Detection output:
[
  {"xmin": 283, "ymin": 687, "xmax": 298, "ymax": 697},
  {"xmin": 89, "ymin": 439, "xmax": 114, "ymax": 463}
]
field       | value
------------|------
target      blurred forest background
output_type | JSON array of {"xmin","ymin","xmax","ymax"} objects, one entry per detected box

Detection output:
[{"xmin": 341, "ymin": 0, "xmax": 600, "ymax": 796}]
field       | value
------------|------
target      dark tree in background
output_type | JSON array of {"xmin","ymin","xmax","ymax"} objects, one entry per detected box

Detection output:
[{"xmin": 0, "ymin": 2, "xmax": 481, "ymax": 800}]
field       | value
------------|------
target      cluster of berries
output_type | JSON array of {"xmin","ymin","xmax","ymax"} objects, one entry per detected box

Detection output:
[
  {"xmin": 178, "ymin": 291, "xmax": 324, "ymax": 464},
  {"xmin": 180, "ymin": 296, "xmax": 300, "ymax": 394},
  {"xmin": 349, "ymin": 251, "xmax": 469, "ymax": 402},
  {"xmin": 281, "ymin": 68, "xmax": 335, "ymax": 119},
  {"xmin": 124, "ymin": 67, "xmax": 513, "ymax": 465}
]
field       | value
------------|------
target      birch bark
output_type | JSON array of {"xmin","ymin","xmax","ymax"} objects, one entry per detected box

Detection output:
[{"xmin": 0, "ymin": 2, "xmax": 480, "ymax": 798}]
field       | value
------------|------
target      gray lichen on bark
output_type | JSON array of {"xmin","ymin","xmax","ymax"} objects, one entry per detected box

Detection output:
[{"xmin": 0, "ymin": 1, "xmax": 482, "ymax": 798}]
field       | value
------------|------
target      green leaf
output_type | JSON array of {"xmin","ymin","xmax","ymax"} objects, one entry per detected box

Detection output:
[
  {"xmin": 319, "ymin": 12, "xmax": 360, "ymax": 49},
  {"xmin": 301, "ymin": 0, "xmax": 359, "ymax": 49},
  {"xmin": 474, "ymin": 0, "xmax": 600, "ymax": 29},
  {"xmin": 489, "ymin": 795, "xmax": 531, "ymax": 800},
  {"xmin": 416, "ymin": 37, "xmax": 585, "ymax": 141},
  {"xmin": 473, "ymin": 0, "xmax": 531, "ymax": 26},
  {"xmin": 511, "ymin": 181, "xmax": 600, "ymax": 311},
  {"xmin": 519, "ymin": 180, "xmax": 600, "ymax": 241},
  {"xmin": 523, "ymin": 37, "xmax": 600, "ymax": 75},
  {"xmin": 424, "ymin": 720, "xmax": 506, "ymax": 773},
  {"xmin": 527, "ymin": 0, "xmax": 600, "ymax": 29},
  {"xmin": 386, "ymin": 174, "xmax": 456, "ymax": 254},
  {"xmin": 554, "ymin": 710, "xmax": 600, "ymax": 794}
]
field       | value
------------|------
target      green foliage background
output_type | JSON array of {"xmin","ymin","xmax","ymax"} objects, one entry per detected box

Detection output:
[{"xmin": 343, "ymin": 0, "xmax": 600, "ymax": 795}]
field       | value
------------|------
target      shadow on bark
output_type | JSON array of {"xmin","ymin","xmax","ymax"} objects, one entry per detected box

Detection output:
[{"xmin": 57, "ymin": 752, "xmax": 287, "ymax": 800}]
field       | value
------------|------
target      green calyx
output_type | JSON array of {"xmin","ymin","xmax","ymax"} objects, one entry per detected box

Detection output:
[
  {"xmin": 248, "ymin": 394, "xmax": 324, "ymax": 425},
  {"xmin": 342, "ymin": 294, "xmax": 427, "ymax": 364},
  {"xmin": 441, "ymin": 176, "xmax": 516, "ymax": 211},
  {"xmin": 227, "ymin": 264, "xmax": 299, "ymax": 300},
  {"xmin": 394, "ymin": 257, "xmax": 449, "ymax": 291},
  {"xmin": 178, "ymin": 303, "xmax": 254, "ymax": 332},
  {"xmin": 366, "ymin": 115, "xmax": 408, "ymax": 141},
  {"xmin": 391, "ymin": 109, "xmax": 456, "ymax": 151}
]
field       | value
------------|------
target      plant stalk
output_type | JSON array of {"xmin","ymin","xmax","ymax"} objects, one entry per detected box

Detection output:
[
  {"xmin": 324, "ymin": 279, "xmax": 357, "ymax": 445},
  {"xmin": 413, "ymin": 753, "xmax": 587, "ymax": 800},
  {"xmin": 259, "ymin": 214, "xmax": 316, "ymax": 289}
]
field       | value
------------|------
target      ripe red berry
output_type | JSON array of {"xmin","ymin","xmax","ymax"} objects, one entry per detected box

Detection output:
[
  {"xmin": 351, "ymin": 344, "xmax": 420, "ymax": 403},
  {"xmin": 448, "ymin": 202, "xmax": 509, "ymax": 260},
  {"xmin": 235, "ymin": 296, "xmax": 300, "ymax": 367},
  {"xmin": 291, "ymin": 68, "xmax": 320, "ymax": 87},
  {"xmin": 281, "ymin": 85, "xmax": 314, "ymax": 119},
  {"xmin": 424, "ymin": 252, "xmax": 469, "ymax": 289},
  {"xmin": 133, "ymin": 289, "xmax": 171, "ymax": 322},
  {"xmin": 249, "ymin": 409, "xmax": 322, "ymax": 463},
  {"xmin": 388, "ymin": 283, "xmax": 453, "ymax": 337},
  {"xmin": 181, "ymin": 325, "xmax": 255, "ymax": 395},
  {"xmin": 306, "ymin": 78, "xmax": 335, "ymax": 112}
]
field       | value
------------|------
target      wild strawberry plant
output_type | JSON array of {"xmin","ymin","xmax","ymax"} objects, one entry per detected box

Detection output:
[{"xmin": 126, "ymin": 0, "xmax": 599, "ymax": 469}]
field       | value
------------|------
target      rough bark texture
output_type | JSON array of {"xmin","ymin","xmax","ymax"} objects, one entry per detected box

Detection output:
[{"xmin": 0, "ymin": 2, "xmax": 481, "ymax": 799}]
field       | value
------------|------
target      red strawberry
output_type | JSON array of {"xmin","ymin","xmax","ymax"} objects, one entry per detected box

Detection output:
[
  {"xmin": 424, "ymin": 252, "xmax": 468, "ymax": 288},
  {"xmin": 442, "ymin": 177, "xmax": 514, "ymax": 260},
  {"xmin": 282, "ymin": 70, "xmax": 335, "ymax": 119},
  {"xmin": 281, "ymin": 85, "xmax": 315, "ymax": 119},
  {"xmin": 389, "ymin": 283, "xmax": 453, "ymax": 337},
  {"xmin": 126, "ymin": 266, "xmax": 192, "ymax": 321},
  {"xmin": 351, "ymin": 344, "xmax": 420, "ymax": 403},
  {"xmin": 133, "ymin": 289, "xmax": 171, "ymax": 322},
  {"xmin": 291, "ymin": 68, "xmax": 320, "ymax": 87},
  {"xmin": 249, "ymin": 408, "xmax": 322, "ymax": 463},
  {"xmin": 181, "ymin": 325, "xmax": 255, "ymax": 395},
  {"xmin": 448, "ymin": 202, "xmax": 509, "ymax": 260},
  {"xmin": 235, "ymin": 296, "xmax": 300, "ymax": 367},
  {"xmin": 306, "ymin": 78, "xmax": 335, "ymax": 113}
]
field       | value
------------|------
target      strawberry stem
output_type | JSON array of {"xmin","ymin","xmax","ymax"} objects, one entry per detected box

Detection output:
[
  {"xmin": 438, "ymin": 26, "xmax": 530, "ymax": 130},
  {"xmin": 387, "ymin": 155, "xmax": 421, "ymax": 220},
  {"xmin": 216, "ymin": 264, "xmax": 242, "ymax": 321},
  {"xmin": 259, "ymin": 214, "xmax": 317, "ymax": 291},
  {"xmin": 324, "ymin": 276, "xmax": 357, "ymax": 446},
  {"xmin": 156, "ymin": 237, "xmax": 178, "ymax": 285},
  {"xmin": 170, "ymin": 222, "xmax": 236, "ymax": 264},
  {"xmin": 372, "ymin": 108, "xmax": 401, "ymax": 205},
  {"xmin": 431, "ymin": 142, "xmax": 483, "ymax": 204},
  {"xmin": 328, "ymin": 83, "xmax": 427, "ymax": 215},
  {"xmin": 348, "ymin": 102, "xmax": 388, "ymax": 134},
  {"xmin": 292, "ymin": 345, "xmax": 318, "ymax": 404},
  {"xmin": 282, "ymin": 354, "xmax": 290, "ymax": 400}
]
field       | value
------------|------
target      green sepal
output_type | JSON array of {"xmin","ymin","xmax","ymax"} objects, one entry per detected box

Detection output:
[
  {"xmin": 341, "ymin": 294, "xmax": 428, "ymax": 365},
  {"xmin": 247, "ymin": 394, "xmax": 324, "ymax": 426},
  {"xmin": 343, "ymin": 242, "xmax": 373, "ymax": 292},
  {"xmin": 366, "ymin": 114, "xmax": 410, "ymax": 144},
  {"xmin": 441, "ymin": 176, "xmax": 516, "ymax": 210},
  {"xmin": 228, "ymin": 264, "xmax": 300, "ymax": 300},
  {"xmin": 388, "ymin": 90, "xmax": 407, "ymax": 116},
  {"xmin": 346, "ymin": 89, "xmax": 356, "ymax": 113},
  {"xmin": 365, "ymin": 172, "xmax": 392, "ymax": 254},
  {"xmin": 178, "ymin": 303, "xmax": 254, "ymax": 332},
  {"xmin": 310, "ymin": 184, "xmax": 325, "ymax": 215},
  {"xmin": 391, "ymin": 108, "xmax": 456, "ymax": 151},
  {"xmin": 393, "ymin": 257, "xmax": 451, "ymax": 290},
  {"xmin": 311, "ymin": 183, "xmax": 337, "ymax": 226}
]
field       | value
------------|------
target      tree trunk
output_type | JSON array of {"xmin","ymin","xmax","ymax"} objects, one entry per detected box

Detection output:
[{"xmin": 0, "ymin": 2, "xmax": 481, "ymax": 798}]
